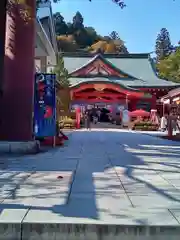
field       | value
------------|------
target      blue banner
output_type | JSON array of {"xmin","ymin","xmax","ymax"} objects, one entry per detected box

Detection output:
[{"xmin": 34, "ymin": 73, "xmax": 56, "ymax": 137}]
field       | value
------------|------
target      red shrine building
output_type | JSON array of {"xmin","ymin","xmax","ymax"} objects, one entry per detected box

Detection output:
[{"xmin": 63, "ymin": 53, "xmax": 180, "ymax": 115}]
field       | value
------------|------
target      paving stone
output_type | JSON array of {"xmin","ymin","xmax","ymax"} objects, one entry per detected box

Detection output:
[
  {"xmin": 2, "ymin": 171, "xmax": 73, "ymax": 208},
  {"xmin": 169, "ymin": 209, "xmax": 180, "ymax": 223},
  {"xmin": 99, "ymin": 208, "xmax": 179, "ymax": 225},
  {"xmin": 0, "ymin": 208, "xmax": 28, "ymax": 240},
  {"xmin": 22, "ymin": 207, "xmax": 179, "ymax": 225},
  {"xmin": 0, "ymin": 129, "xmax": 180, "ymax": 232},
  {"xmin": 0, "ymin": 207, "xmax": 28, "ymax": 222},
  {"xmin": 129, "ymin": 193, "xmax": 180, "ymax": 208}
]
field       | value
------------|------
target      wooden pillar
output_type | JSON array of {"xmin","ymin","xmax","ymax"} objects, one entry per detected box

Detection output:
[
  {"xmin": 0, "ymin": 0, "xmax": 36, "ymax": 140},
  {"xmin": 130, "ymin": 98, "xmax": 137, "ymax": 111},
  {"xmin": 151, "ymin": 95, "xmax": 157, "ymax": 109},
  {"xmin": 162, "ymin": 103, "xmax": 165, "ymax": 116},
  {"xmin": 0, "ymin": 0, "xmax": 7, "ymax": 93},
  {"xmin": 125, "ymin": 94, "xmax": 129, "ymax": 110},
  {"xmin": 168, "ymin": 98, "xmax": 173, "ymax": 137},
  {"xmin": 76, "ymin": 107, "xmax": 81, "ymax": 129}
]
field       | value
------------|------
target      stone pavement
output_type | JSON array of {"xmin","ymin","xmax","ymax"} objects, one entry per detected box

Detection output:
[{"xmin": 1, "ymin": 129, "xmax": 180, "ymax": 239}]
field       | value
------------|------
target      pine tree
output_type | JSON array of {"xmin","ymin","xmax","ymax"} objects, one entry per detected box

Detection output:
[
  {"xmin": 155, "ymin": 28, "xmax": 172, "ymax": 62},
  {"xmin": 109, "ymin": 31, "xmax": 120, "ymax": 40},
  {"xmin": 53, "ymin": 54, "xmax": 69, "ymax": 87},
  {"xmin": 112, "ymin": 0, "xmax": 126, "ymax": 8},
  {"xmin": 72, "ymin": 11, "xmax": 84, "ymax": 30},
  {"xmin": 53, "ymin": 12, "xmax": 68, "ymax": 35},
  {"xmin": 37, "ymin": 0, "xmax": 126, "ymax": 8},
  {"xmin": 53, "ymin": 54, "xmax": 70, "ymax": 113}
]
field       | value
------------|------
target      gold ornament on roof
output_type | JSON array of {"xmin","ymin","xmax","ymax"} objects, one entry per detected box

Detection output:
[{"xmin": 94, "ymin": 84, "xmax": 106, "ymax": 92}]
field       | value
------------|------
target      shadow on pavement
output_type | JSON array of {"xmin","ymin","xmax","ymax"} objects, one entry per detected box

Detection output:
[{"xmin": 0, "ymin": 130, "xmax": 180, "ymax": 222}]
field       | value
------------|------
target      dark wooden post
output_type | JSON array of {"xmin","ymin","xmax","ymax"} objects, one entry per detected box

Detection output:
[{"xmin": 168, "ymin": 98, "xmax": 173, "ymax": 138}]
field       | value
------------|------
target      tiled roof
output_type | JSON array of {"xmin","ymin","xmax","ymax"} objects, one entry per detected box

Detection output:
[
  {"xmin": 68, "ymin": 77, "xmax": 177, "ymax": 88},
  {"xmin": 62, "ymin": 53, "xmax": 180, "ymax": 88},
  {"xmin": 161, "ymin": 87, "xmax": 180, "ymax": 100}
]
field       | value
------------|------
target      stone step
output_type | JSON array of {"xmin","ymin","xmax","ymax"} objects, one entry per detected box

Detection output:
[
  {"xmin": 0, "ymin": 141, "xmax": 40, "ymax": 154},
  {"xmin": 0, "ymin": 207, "xmax": 180, "ymax": 240}
]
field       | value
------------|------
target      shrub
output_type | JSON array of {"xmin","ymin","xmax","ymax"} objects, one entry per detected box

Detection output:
[
  {"xmin": 132, "ymin": 120, "xmax": 158, "ymax": 131},
  {"xmin": 59, "ymin": 117, "xmax": 76, "ymax": 129}
]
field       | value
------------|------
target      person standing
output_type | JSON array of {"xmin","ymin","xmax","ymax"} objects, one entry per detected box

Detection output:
[
  {"xmin": 92, "ymin": 111, "xmax": 98, "ymax": 124},
  {"xmin": 160, "ymin": 115, "xmax": 167, "ymax": 132},
  {"xmin": 97, "ymin": 108, "xmax": 101, "ymax": 122},
  {"xmin": 84, "ymin": 110, "xmax": 91, "ymax": 130}
]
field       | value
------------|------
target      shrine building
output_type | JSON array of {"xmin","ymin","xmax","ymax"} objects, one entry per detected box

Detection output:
[{"xmin": 63, "ymin": 52, "xmax": 180, "ymax": 115}]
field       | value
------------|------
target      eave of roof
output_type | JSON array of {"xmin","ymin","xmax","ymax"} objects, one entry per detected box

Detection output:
[
  {"xmin": 167, "ymin": 87, "xmax": 180, "ymax": 97},
  {"xmin": 129, "ymin": 85, "xmax": 180, "ymax": 88},
  {"xmin": 161, "ymin": 87, "xmax": 180, "ymax": 100},
  {"xmin": 70, "ymin": 78, "xmax": 153, "ymax": 99},
  {"xmin": 36, "ymin": 18, "xmax": 55, "ymax": 57},
  {"xmin": 68, "ymin": 77, "xmax": 180, "ymax": 89},
  {"xmin": 61, "ymin": 52, "xmax": 150, "ymax": 59},
  {"xmin": 70, "ymin": 78, "xmax": 140, "ymax": 92}
]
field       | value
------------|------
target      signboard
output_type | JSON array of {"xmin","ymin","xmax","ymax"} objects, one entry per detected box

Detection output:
[{"xmin": 34, "ymin": 73, "xmax": 56, "ymax": 137}]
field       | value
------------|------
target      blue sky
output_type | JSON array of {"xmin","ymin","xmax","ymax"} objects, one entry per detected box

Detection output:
[{"xmin": 51, "ymin": 0, "xmax": 180, "ymax": 53}]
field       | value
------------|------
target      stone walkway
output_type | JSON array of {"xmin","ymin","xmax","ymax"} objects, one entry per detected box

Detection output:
[{"xmin": 1, "ymin": 129, "xmax": 180, "ymax": 238}]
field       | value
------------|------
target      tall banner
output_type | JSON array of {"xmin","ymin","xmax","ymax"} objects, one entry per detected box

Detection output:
[{"xmin": 34, "ymin": 73, "xmax": 56, "ymax": 137}]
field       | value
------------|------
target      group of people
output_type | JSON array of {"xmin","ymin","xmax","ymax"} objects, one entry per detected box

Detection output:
[
  {"xmin": 160, "ymin": 114, "xmax": 180, "ymax": 132},
  {"xmin": 83, "ymin": 108, "xmax": 102, "ymax": 130}
]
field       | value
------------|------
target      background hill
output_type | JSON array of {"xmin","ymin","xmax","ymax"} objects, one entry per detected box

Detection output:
[{"xmin": 53, "ymin": 11, "xmax": 128, "ymax": 54}]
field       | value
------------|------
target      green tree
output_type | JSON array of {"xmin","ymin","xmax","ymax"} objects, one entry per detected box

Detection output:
[
  {"xmin": 103, "ymin": 36, "xmax": 111, "ymax": 42},
  {"xmin": 53, "ymin": 12, "xmax": 68, "ymax": 35},
  {"xmin": 85, "ymin": 27, "xmax": 98, "ymax": 44},
  {"xmin": 66, "ymin": 22, "xmax": 74, "ymax": 34},
  {"xmin": 53, "ymin": 54, "xmax": 69, "ymax": 87},
  {"xmin": 72, "ymin": 11, "xmax": 84, "ymax": 30},
  {"xmin": 37, "ymin": 0, "xmax": 126, "ymax": 8},
  {"xmin": 157, "ymin": 47, "xmax": 180, "ymax": 83},
  {"xmin": 53, "ymin": 53, "xmax": 70, "ymax": 113},
  {"xmin": 112, "ymin": 0, "xmax": 126, "ymax": 8},
  {"xmin": 109, "ymin": 31, "xmax": 120, "ymax": 40},
  {"xmin": 155, "ymin": 28, "xmax": 172, "ymax": 62},
  {"xmin": 36, "ymin": 0, "xmax": 60, "ymax": 6},
  {"xmin": 108, "ymin": 31, "xmax": 128, "ymax": 54}
]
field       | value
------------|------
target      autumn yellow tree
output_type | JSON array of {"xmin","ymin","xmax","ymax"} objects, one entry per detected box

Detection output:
[{"xmin": 89, "ymin": 39, "xmax": 128, "ymax": 54}]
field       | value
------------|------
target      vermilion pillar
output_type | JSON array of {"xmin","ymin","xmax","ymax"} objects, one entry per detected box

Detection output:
[
  {"xmin": 0, "ymin": 0, "xmax": 35, "ymax": 140},
  {"xmin": 76, "ymin": 107, "xmax": 81, "ymax": 129},
  {"xmin": 129, "ymin": 99, "xmax": 137, "ymax": 111}
]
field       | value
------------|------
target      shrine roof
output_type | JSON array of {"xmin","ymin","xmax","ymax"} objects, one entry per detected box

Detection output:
[
  {"xmin": 68, "ymin": 77, "xmax": 178, "ymax": 88},
  {"xmin": 62, "ymin": 52, "xmax": 180, "ymax": 88},
  {"xmin": 161, "ymin": 87, "xmax": 180, "ymax": 100}
]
